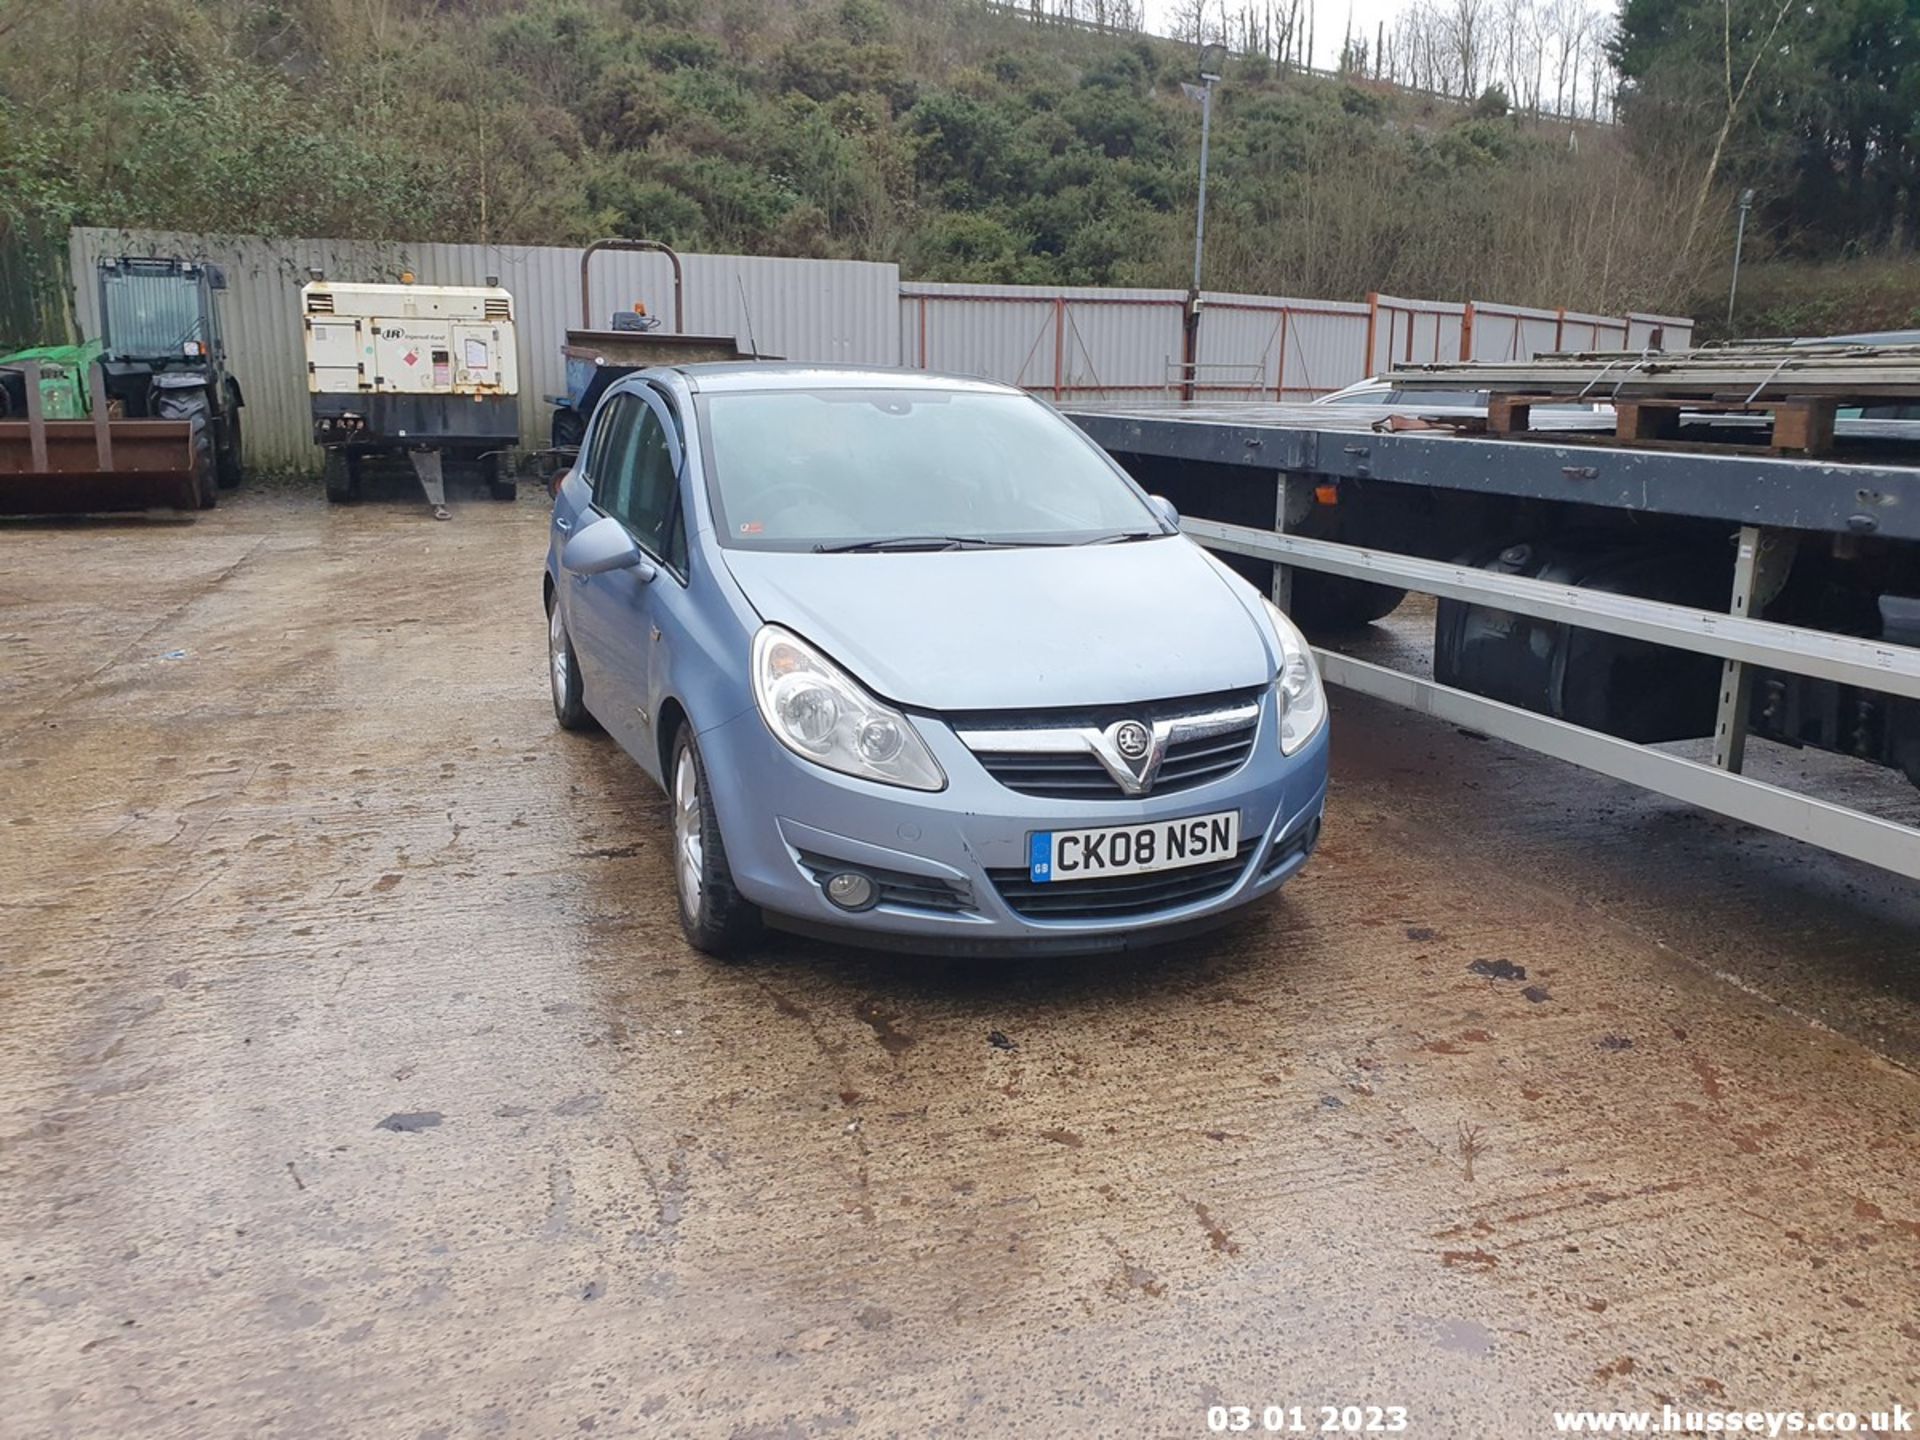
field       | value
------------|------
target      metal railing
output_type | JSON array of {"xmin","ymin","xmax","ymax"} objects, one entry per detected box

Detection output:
[{"xmin": 1180, "ymin": 512, "xmax": 1920, "ymax": 882}]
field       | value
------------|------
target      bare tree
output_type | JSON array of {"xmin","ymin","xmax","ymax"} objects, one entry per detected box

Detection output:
[
  {"xmin": 1395, "ymin": 2, "xmax": 1449, "ymax": 94},
  {"xmin": 1543, "ymin": 0, "xmax": 1588, "ymax": 117},
  {"xmin": 1276, "ymin": 0, "xmax": 1303, "ymax": 69},
  {"xmin": 1167, "ymin": 0, "xmax": 1213, "ymax": 46},
  {"xmin": 1497, "ymin": 0, "xmax": 1542, "ymax": 112},
  {"xmin": 1446, "ymin": 0, "xmax": 1488, "ymax": 97},
  {"xmin": 1679, "ymin": 0, "xmax": 1795, "ymax": 253},
  {"xmin": 1516, "ymin": 0, "xmax": 1549, "ymax": 110},
  {"xmin": 1585, "ymin": 11, "xmax": 1614, "ymax": 120}
]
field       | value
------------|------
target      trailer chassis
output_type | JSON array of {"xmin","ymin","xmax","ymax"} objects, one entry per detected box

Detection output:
[{"xmin": 1069, "ymin": 406, "xmax": 1920, "ymax": 882}]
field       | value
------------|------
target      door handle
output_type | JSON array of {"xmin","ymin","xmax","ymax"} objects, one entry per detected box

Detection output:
[{"xmin": 555, "ymin": 517, "xmax": 572, "ymax": 533}]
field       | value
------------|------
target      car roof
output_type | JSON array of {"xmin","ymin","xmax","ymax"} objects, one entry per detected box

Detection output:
[{"xmin": 669, "ymin": 362, "xmax": 1023, "ymax": 396}]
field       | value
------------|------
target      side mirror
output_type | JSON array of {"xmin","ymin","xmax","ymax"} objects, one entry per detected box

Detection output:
[
  {"xmin": 1148, "ymin": 494, "xmax": 1180, "ymax": 530},
  {"xmin": 562, "ymin": 515, "xmax": 656, "ymax": 581}
]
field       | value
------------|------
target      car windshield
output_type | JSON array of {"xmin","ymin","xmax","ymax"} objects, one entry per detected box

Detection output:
[
  {"xmin": 698, "ymin": 387, "xmax": 1163, "ymax": 550},
  {"xmin": 1385, "ymin": 389, "xmax": 1488, "ymax": 406},
  {"xmin": 1318, "ymin": 386, "xmax": 1488, "ymax": 406},
  {"xmin": 102, "ymin": 273, "xmax": 207, "ymax": 359}
]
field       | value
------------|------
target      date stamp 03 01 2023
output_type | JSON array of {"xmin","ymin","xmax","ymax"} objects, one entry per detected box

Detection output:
[{"xmin": 1206, "ymin": 1405, "xmax": 1411, "ymax": 1435}]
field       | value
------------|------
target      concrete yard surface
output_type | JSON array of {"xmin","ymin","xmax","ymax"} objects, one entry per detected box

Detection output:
[{"xmin": 2, "ymin": 493, "xmax": 1917, "ymax": 1439}]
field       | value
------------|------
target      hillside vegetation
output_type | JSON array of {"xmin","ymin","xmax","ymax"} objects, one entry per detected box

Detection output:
[{"xmin": 0, "ymin": 0, "xmax": 1912, "ymax": 346}]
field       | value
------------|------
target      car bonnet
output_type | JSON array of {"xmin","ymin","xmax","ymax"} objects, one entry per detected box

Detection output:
[{"xmin": 721, "ymin": 537, "xmax": 1275, "ymax": 712}]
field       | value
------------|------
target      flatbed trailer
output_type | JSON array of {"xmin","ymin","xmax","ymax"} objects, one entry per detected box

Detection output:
[{"xmin": 1065, "ymin": 400, "xmax": 1920, "ymax": 882}]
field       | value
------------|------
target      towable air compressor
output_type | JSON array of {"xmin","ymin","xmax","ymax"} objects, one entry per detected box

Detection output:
[{"xmin": 302, "ymin": 274, "xmax": 520, "ymax": 519}]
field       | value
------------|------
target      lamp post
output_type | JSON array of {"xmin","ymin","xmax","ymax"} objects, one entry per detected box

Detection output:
[
  {"xmin": 1728, "ymin": 188, "xmax": 1755, "ymax": 329},
  {"xmin": 1179, "ymin": 54, "xmax": 1223, "ymax": 401}
]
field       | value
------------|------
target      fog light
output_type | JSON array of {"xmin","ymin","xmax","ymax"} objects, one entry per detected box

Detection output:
[{"xmin": 825, "ymin": 870, "xmax": 876, "ymax": 911}]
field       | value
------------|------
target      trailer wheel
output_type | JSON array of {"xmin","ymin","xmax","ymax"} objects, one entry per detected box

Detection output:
[
  {"xmin": 552, "ymin": 408, "xmax": 585, "ymax": 452},
  {"xmin": 1288, "ymin": 572, "xmax": 1406, "ymax": 633},
  {"xmin": 484, "ymin": 453, "xmax": 517, "ymax": 503},
  {"xmin": 323, "ymin": 450, "xmax": 359, "ymax": 504}
]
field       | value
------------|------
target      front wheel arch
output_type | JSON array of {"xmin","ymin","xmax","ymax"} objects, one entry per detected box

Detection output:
[{"xmin": 654, "ymin": 697, "xmax": 689, "ymax": 785}]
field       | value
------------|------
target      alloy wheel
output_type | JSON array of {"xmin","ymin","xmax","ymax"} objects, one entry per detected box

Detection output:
[
  {"xmin": 673, "ymin": 745, "xmax": 704, "ymax": 921},
  {"xmin": 548, "ymin": 603, "xmax": 570, "ymax": 712}
]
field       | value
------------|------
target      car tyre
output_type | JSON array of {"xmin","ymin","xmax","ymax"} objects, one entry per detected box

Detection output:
[
  {"xmin": 669, "ymin": 726, "xmax": 760, "ymax": 958},
  {"xmin": 546, "ymin": 594, "xmax": 592, "ymax": 732}
]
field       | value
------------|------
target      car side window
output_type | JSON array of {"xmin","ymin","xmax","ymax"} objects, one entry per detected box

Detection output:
[
  {"xmin": 602, "ymin": 403, "xmax": 680, "ymax": 564},
  {"xmin": 587, "ymin": 395, "xmax": 637, "ymax": 513},
  {"xmin": 665, "ymin": 506, "xmax": 688, "ymax": 574}
]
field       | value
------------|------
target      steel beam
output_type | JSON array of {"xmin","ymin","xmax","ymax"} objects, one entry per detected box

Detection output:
[
  {"xmin": 1072, "ymin": 410, "xmax": 1920, "ymax": 542},
  {"xmin": 1320, "ymin": 652, "xmax": 1920, "ymax": 883},
  {"xmin": 1269, "ymin": 473, "xmax": 1311, "ymax": 612},
  {"xmin": 1181, "ymin": 518, "xmax": 1920, "ymax": 701},
  {"xmin": 1711, "ymin": 527, "xmax": 1779, "ymax": 771}
]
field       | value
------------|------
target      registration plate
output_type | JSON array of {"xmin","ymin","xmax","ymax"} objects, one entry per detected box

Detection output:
[{"xmin": 1028, "ymin": 810, "xmax": 1239, "ymax": 884}]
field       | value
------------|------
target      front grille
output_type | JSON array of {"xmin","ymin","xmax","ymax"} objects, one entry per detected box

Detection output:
[
  {"xmin": 971, "ymin": 751, "xmax": 1118, "ymax": 798},
  {"xmin": 988, "ymin": 840, "xmax": 1259, "ymax": 921},
  {"xmin": 1155, "ymin": 723, "xmax": 1260, "ymax": 789},
  {"xmin": 960, "ymin": 689, "xmax": 1263, "ymax": 800},
  {"xmin": 795, "ymin": 850, "xmax": 972, "ymax": 914}
]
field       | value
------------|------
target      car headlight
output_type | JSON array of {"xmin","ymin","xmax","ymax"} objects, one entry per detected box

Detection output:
[
  {"xmin": 751, "ymin": 625, "xmax": 946, "ymax": 791},
  {"xmin": 1262, "ymin": 598, "xmax": 1326, "ymax": 756}
]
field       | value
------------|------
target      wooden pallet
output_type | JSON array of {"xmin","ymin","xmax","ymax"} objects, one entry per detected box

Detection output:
[{"xmin": 1487, "ymin": 393, "xmax": 1840, "ymax": 455}]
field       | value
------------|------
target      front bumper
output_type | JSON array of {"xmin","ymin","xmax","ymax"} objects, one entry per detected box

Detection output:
[{"xmin": 695, "ymin": 695, "xmax": 1329, "ymax": 957}]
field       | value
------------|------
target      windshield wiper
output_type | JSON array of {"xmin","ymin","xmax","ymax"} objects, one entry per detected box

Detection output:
[
  {"xmin": 814, "ymin": 535, "xmax": 993, "ymax": 553},
  {"xmin": 1075, "ymin": 530, "xmax": 1164, "ymax": 545}
]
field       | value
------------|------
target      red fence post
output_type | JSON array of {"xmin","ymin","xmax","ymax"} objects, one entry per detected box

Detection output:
[
  {"xmin": 1275, "ymin": 308, "xmax": 1289, "ymax": 400},
  {"xmin": 1052, "ymin": 297, "xmax": 1066, "ymax": 399},
  {"xmin": 1363, "ymin": 292, "xmax": 1379, "ymax": 377},
  {"xmin": 1460, "ymin": 302, "xmax": 1475, "ymax": 361}
]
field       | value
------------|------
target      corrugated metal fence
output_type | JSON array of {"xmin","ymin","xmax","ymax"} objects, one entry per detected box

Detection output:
[
  {"xmin": 905, "ymin": 283, "xmax": 1693, "ymax": 404},
  {"xmin": 69, "ymin": 227, "xmax": 1692, "ymax": 471},
  {"xmin": 69, "ymin": 228, "xmax": 901, "ymax": 469}
]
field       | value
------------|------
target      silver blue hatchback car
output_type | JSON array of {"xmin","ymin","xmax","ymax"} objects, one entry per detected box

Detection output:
[{"xmin": 543, "ymin": 365, "xmax": 1328, "ymax": 957}]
